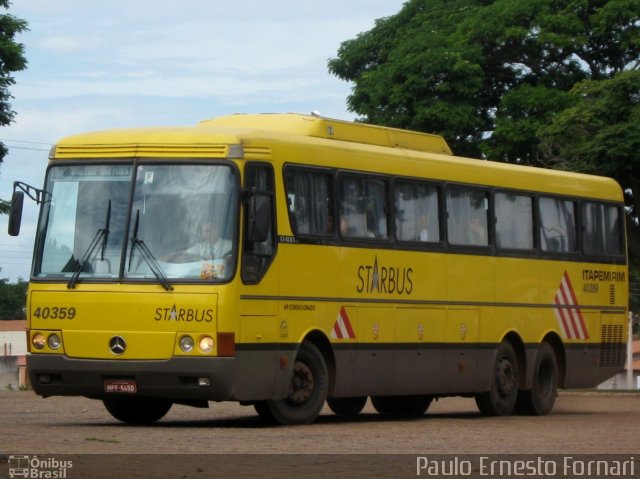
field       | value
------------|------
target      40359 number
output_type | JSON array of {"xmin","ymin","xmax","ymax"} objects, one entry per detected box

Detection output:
[{"xmin": 32, "ymin": 306, "xmax": 77, "ymax": 320}]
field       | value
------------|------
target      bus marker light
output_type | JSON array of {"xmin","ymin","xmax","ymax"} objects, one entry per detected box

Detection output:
[
  {"xmin": 458, "ymin": 358, "xmax": 466, "ymax": 373},
  {"xmin": 227, "ymin": 144, "xmax": 244, "ymax": 159},
  {"xmin": 280, "ymin": 356, "xmax": 289, "ymax": 369},
  {"xmin": 179, "ymin": 335, "xmax": 194, "ymax": 353},
  {"xmin": 198, "ymin": 336, "xmax": 214, "ymax": 354},
  {"xmin": 217, "ymin": 332, "xmax": 236, "ymax": 357},
  {"xmin": 47, "ymin": 333, "xmax": 62, "ymax": 350},
  {"xmin": 32, "ymin": 333, "xmax": 46, "ymax": 350}
]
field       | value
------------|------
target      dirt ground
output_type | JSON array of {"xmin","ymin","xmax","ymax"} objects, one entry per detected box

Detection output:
[{"xmin": 1, "ymin": 390, "xmax": 638, "ymax": 478}]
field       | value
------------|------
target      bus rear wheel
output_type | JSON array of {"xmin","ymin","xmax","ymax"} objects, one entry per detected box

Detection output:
[
  {"xmin": 254, "ymin": 341, "xmax": 328, "ymax": 425},
  {"xmin": 102, "ymin": 397, "xmax": 172, "ymax": 424},
  {"xmin": 516, "ymin": 342, "xmax": 558, "ymax": 415},
  {"xmin": 475, "ymin": 341, "xmax": 519, "ymax": 416},
  {"xmin": 327, "ymin": 396, "xmax": 367, "ymax": 416},
  {"xmin": 371, "ymin": 395, "xmax": 432, "ymax": 416}
]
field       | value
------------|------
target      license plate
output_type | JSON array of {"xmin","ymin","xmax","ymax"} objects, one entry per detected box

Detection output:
[{"xmin": 104, "ymin": 379, "xmax": 137, "ymax": 394}]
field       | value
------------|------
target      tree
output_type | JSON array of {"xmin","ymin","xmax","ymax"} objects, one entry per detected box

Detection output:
[
  {"xmin": 329, "ymin": 0, "xmax": 490, "ymax": 158},
  {"xmin": 0, "ymin": 0, "xmax": 27, "ymax": 214},
  {"xmin": 0, "ymin": 275, "xmax": 27, "ymax": 320},
  {"xmin": 329, "ymin": 0, "xmax": 639, "ymax": 161},
  {"xmin": 539, "ymin": 70, "xmax": 640, "ymax": 261}
]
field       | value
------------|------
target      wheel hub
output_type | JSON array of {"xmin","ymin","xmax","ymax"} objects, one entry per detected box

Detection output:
[
  {"xmin": 288, "ymin": 361, "xmax": 314, "ymax": 404},
  {"xmin": 496, "ymin": 358, "xmax": 515, "ymax": 397}
]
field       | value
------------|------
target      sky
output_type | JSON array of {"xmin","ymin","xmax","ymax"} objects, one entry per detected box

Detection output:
[{"xmin": 0, "ymin": 0, "xmax": 406, "ymax": 282}]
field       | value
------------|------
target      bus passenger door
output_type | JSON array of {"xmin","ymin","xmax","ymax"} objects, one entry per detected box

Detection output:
[{"xmin": 237, "ymin": 162, "xmax": 283, "ymax": 400}]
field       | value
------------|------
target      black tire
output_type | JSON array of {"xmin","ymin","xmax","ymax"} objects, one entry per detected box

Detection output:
[
  {"xmin": 475, "ymin": 341, "xmax": 519, "ymax": 416},
  {"xmin": 253, "ymin": 400, "xmax": 277, "ymax": 424},
  {"xmin": 371, "ymin": 395, "xmax": 432, "ymax": 417},
  {"xmin": 254, "ymin": 341, "xmax": 328, "ymax": 425},
  {"xmin": 102, "ymin": 397, "xmax": 172, "ymax": 425},
  {"xmin": 516, "ymin": 342, "xmax": 558, "ymax": 415},
  {"xmin": 327, "ymin": 396, "xmax": 367, "ymax": 416}
]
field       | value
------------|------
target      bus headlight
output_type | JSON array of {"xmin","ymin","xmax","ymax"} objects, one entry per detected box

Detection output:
[
  {"xmin": 32, "ymin": 333, "xmax": 46, "ymax": 350},
  {"xmin": 179, "ymin": 335, "xmax": 194, "ymax": 353},
  {"xmin": 199, "ymin": 336, "xmax": 214, "ymax": 354},
  {"xmin": 47, "ymin": 333, "xmax": 62, "ymax": 350}
]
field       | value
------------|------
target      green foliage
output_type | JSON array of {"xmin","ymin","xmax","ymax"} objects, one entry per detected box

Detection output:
[
  {"xmin": 329, "ymin": 0, "xmax": 489, "ymax": 157},
  {"xmin": 539, "ymin": 71, "xmax": 640, "ymax": 179},
  {"xmin": 0, "ymin": 276, "xmax": 28, "ymax": 320},
  {"xmin": 539, "ymin": 71, "xmax": 640, "ymax": 263},
  {"xmin": 328, "ymin": 0, "xmax": 640, "ymax": 163},
  {"xmin": 487, "ymin": 85, "xmax": 574, "ymax": 163},
  {"xmin": 0, "ymin": 0, "xmax": 28, "ymax": 164}
]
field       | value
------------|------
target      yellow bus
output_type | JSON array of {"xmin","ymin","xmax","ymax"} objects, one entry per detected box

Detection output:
[{"xmin": 9, "ymin": 113, "xmax": 628, "ymax": 425}]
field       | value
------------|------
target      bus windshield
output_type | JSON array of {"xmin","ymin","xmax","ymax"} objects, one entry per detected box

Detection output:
[{"xmin": 34, "ymin": 162, "xmax": 238, "ymax": 283}]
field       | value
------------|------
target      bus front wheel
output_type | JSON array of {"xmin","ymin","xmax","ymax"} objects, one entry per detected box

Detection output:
[
  {"xmin": 254, "ymin": 341, "xmax": 328, "ymax": 425},
  {"xmin": 475, "ymin": 341, "xmax": 519, "ymax": 416},
  {"xmin": 102, "ymin": 397, "xmax": 172, "ymax": 424},
  {"xmin": 516, "ymin": 342, "xmax": 558, "ymax": 415}
]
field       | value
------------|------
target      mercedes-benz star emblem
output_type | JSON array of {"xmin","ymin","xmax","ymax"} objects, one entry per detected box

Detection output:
[{"xmin": 109, "ymin": 336, "xmax": 127, "ymax": 355}]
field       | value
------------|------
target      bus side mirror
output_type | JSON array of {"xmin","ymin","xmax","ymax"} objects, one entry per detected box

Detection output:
[
  {"xmin": 246, "ymin": 189, "xmax": 271, "ymax": 243},
  {"xmin": 8, "ymin": 191, "xmax": 24, "ymax": 236}
]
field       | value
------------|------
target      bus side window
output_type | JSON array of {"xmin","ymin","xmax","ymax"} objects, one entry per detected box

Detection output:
[
  {"xmin": 339, "ymin": 175, "xmax": 388, "ymax": 240},
  {"xmin": 284, "ymin": 167, "xmax": 334, "ymax": 236},
  {"xmin": 495, "ymin": 192, "xmax": 533, "ymax": 250},
  {"xmin": 446, "ymin": 186, "xmax": 489, "ymax": 247},
  {"xmin": 582, "ymin": 202, "xmax": 623, "ymax": 257},
  {"xmin": 539, "ymin": 197, "xmax": 577, "ymax": 253},
  {"xmin": 242, "ymin": 163, "xmax": 276, "ymax": 283},
  {"xmin": 394, "ymin": 180, "xmax": 440, "ymax": 243}
]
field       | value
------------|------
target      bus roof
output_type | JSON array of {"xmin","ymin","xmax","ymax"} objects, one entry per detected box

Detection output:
[
  {"xmin": 199, "ymin": 113, "xmax": 454, "ymax": 156},
  {"xmin": 51, "ymin": 113, "xmax": 623, "ymax": 202}
]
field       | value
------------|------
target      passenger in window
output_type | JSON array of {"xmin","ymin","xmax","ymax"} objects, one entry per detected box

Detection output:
[
  {"xmin": 366, "ymin": 209, "xmax": 377, "ymax": 238},
  {"xmin": 470, "ymin": 217, "xmax": 487, "ymax": 245},
  {"xmin": 418, "ymin": 214, "xmax": 429, "ymax": 241},
  {"xmin": 325, "ymin": 213, "xmax": 334, "ymax": 234},
  {"xmin": 339, "ymin": 215, "xmax": 349, "ymax": 237}
]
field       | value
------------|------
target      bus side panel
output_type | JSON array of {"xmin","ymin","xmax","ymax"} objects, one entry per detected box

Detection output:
[
  {"xmin": 441, "ymin": 308, "xmax": 483, "ymax": 392},
  {"xmin": 333, "ymin": 347, "xmax": 493, "ymax": 397},
  {"xmin": 564, "ymin": 311, "xmax": 628, "ymax": 388},
  {"xmin": 331, "ymin": 307, "xmax": 494, "ymax": 397},
  {"xmin": 392, "ymin": 307, "xmax": 445, "ymax": 394},
  {"xmin": 354, "ymin": 306, "xmax": 395, "ymax": 396},
  {"xmin": 234, "ymin": 348, "xmax": 296, "ymax": 401}
]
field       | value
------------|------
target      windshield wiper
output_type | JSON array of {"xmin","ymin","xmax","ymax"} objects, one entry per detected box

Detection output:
[
  {"xmin": 67, "ymin": 200, "xmax": 111, "ymax": 289},
  {"xmin": 129, "ymin": 210, "xmax": 173, "ymax": 291}
]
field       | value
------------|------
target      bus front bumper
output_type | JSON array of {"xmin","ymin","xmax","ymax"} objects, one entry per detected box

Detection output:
[{"xmin": 27, "ymin": 354, "xmax": 237, "ymax": 402}]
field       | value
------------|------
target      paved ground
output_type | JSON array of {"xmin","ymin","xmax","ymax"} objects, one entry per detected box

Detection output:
[{"xmin": 0, "ymin": 390, "xmax": 638, "ymax": 478}]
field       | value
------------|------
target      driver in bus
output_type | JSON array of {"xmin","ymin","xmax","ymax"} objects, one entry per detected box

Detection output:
[
  {"xmin": 191, "ymin": 222, "xmax": 231, "ymax": 259},
  {"xmin": 164, "ymin": 222, "xmax": 231, "ymax": 263}
]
